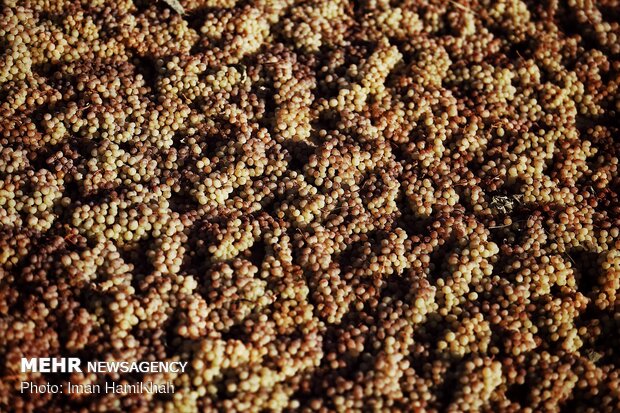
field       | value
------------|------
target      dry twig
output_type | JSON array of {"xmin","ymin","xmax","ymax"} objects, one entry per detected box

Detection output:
[{"xmin": 162, "ymin": 0, "xmax": 185, "ymax": 15}]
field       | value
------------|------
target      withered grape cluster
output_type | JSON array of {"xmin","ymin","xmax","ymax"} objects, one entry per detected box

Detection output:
[{"xmin": 1, "ymin": 0, "xmax": 619, "ymax": 412}]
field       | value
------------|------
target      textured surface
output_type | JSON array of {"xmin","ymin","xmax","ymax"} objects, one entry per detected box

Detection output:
[{"xmin": 0, "ymin": 0, "xmax": 619, "ymax": 411}]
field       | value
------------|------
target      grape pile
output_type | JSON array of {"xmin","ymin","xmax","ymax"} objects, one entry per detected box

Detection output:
[{"xmin": 0, "ymin": 0, "xmax": 619, "ymax": 411}]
